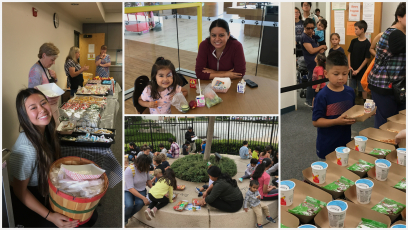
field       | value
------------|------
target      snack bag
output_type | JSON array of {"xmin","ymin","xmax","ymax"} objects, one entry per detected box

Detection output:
[
  {"xmin": 347, "ymin": 159, "xmax": 375, "ymax": 172},
  {"xmin": 322, "ymin": 176, "xmax": 355, "ymax": 192},
  {"xmin": 281, "ymin": 224, "xmax": 289, "ymax": 228},
  {"xmin": 211, "ymin": 77, "xmax": 231, "ymax": 93},
  {"xmin": 176, "ymin": 185, "xmax": 185, "ymax": 190},
  {"xmin": 288, "ymin": 196, "xmax": 327, "ymax": 216},
  {"xmin": 173, "ymin": 200, "xmax": 189, "ymax": 212},
  {"xmin": 371, "ymin": 198, "xmax": 406, "ymax": 215},
  {"xmin": 171, "ymin": 92, "xmax": 189, "ymax": 113},
  {"xmin": 394, "ymin": 177, "xmax": 406, "ymax": 190},
  {"xmin": 203, "ymin": 84, "xmax": 222, "ymax": 108},
  {"xmin": 356, "ymin": 218, "xmax": 388, "ymax": 228},
  {"xmin": 189, "ymin": 79, "xmax": 197, "ymax": 88},
  {"xmin": 369, "ymin": 148, "xmax": 392, "ymax": 156},
  {"xmin": 192, "ymin": 198, "xmax": 202, "ymax": 206}
]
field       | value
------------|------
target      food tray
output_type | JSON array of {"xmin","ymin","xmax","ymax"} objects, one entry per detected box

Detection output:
[
  {"xmin": 175, "ymin": 185, "xmax": 185, "ymax": 190},
  {"xmin": 61, "ymin": 163, "xmax": 105, "ymax": 181},
  {"xmin": 59, "ymin": 134, "xmax": 115, "ymax": 148},
  {"xmin": 71, "ymin": 128, "xmax": 116, "ymax": 137}
]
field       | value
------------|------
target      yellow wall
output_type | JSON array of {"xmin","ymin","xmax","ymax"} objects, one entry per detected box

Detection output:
[{"xmin": 2, "ymin": 3, "xmax": 82, "ymax": 148}]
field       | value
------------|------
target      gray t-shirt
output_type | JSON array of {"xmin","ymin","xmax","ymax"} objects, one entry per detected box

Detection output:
[
  {"xmin": 124, "ymin": 166, "xmax": 150, "ymax": 192},
  {"xmin": 160, "ymin": 148, "xmax": 167, "ymax": 154},
  {"xmin": 9, "ymin": 132, "xmax": 39, "ymax": 186},
  {"xmin": 136, "ymin": 151, "xmax": 154, "ymax": 160}
]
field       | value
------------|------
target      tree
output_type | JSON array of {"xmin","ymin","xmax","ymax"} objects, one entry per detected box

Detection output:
[{"xmin": 204, "ymin": 116, "xmax": 215, "ymax": 161}]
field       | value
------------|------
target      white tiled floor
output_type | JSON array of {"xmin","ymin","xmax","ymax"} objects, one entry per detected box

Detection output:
[{"xmin": 125, "ymin": 12, "xmax": 263, "ymax": 64}]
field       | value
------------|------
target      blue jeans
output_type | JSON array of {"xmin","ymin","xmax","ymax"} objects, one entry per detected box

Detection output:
[
  {"xmin": 128, "ymin": 155, "xmax": 135, "ymax": 161},
  {"xmin": 167, "ymin": 153, "xmax": 174, "ymax": 158},
  {"xmin": 124, "ymin": 189, "xmax": 147, "ymax": 222},
  {"xmin": 349, "ymin": 76, "xmax": 363, "ymax": 92}
]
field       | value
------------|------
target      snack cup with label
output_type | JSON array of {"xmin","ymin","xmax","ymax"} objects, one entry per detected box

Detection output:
[
  {"xmin": 280, "ymin": 180, "xmax": 296, "ymax": 206},
  {"xmin": 355, "ymin": 179, "xmax": 374, "ymax": 204},
  {"xmin": 354, "ymin": 136, "xmax": 368, "ymax": 152},
  {"xmin": 396, "ymin": 148, "xmax": 406, "ymax": 166},
  {"xmin": 311, "ymin": 162, "xmax": 328, "ymax": 184},
  {"xmin": 327, "ymin": 200, "xmax": 348, "ymax": 228},
  {"xmin": 335, "ymin": 147, "xmax": 350, "ymax": 166},
  {"xmin": 375, "ymin": 159, "xmax": 391, "ymax": 181}
]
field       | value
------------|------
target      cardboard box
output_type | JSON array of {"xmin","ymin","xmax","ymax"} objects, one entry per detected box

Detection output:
[
  {"xmin": 388, "ymin": 114, "xmax": 406, "ymax": 125},
  {"xmin": 386, "ymin": 149, "xmax": 404, "ymax": 166},
  {"xmin": 344, "ymin": 177, "xmax": 406, "ymax": 222},
  {"xmin": 281, "ymin": 179, "xmax": 332, "ymax": 224},
  {"xmin": 400, "ymin": 110, "xmax": 406, "ymax": 115},
  {"xmin": 379, "ymin": 121, "xmax": 406, "ymax": 134},
  {"xmin": 342, "ymin": 105, "xmax": 376, "ymax": 122},
  {"xmin": 314, "ymin": 199, "xmax": 391, "ymax": 228},
  {"xmin": 347, "ymin": 139, "xmax": 396, "ymax": 159},
  {"xmin": 367, "ymin": 161, "xmax": 406, "ymax": 192},
  {"xmin": 359, "ymin": 128, "xmax": 398, "ymax": 146},
  {"xmin": 302, "ymin": 161, "xmax": 360, "ymax": 199},
  {"xmin": 326, "ymin": 149, "xmax": 377, "ymax": 177},
  {"xmin": 392, "ymin": 220, "xmax": 406, "ymax": 227},
  {"xmin": 281, "ymin": 209, "xmax": 300, "ymax": 228},
  {"xmin": 36, "ymin": 83, "xmax": 65, "ymax": 97}
]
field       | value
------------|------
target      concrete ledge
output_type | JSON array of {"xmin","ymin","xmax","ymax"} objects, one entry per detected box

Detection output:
[{"xmin": 126, "ymin": 154, "xmax": 279, "ymax": 228}]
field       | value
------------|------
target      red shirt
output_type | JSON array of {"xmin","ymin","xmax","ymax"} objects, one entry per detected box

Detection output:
[
  {"xmin": 195, "ymin": 38, "xmax": 246, "ymax": 80},
  {"xmin": 312, "ymin": 65, "xmax": 325, "ymax": 89}
]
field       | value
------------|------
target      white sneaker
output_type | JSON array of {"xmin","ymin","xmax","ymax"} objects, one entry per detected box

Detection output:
[{"xmin": 144, "ymin": 209, "xmax": 152, "ymax": 221}]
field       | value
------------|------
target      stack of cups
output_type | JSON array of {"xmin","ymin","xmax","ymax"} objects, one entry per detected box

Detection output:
[
  {"xmin": 397, "ymin": 148, "xmax": 406, "ymax": 166},
  {"xmin": 311, "ymin": 162, "xmax": 328, "ymax": 184},
  {"xmin": 280, "ymin": 180, "xmax": 296, "ymax": 206},
  {"xmin": 375, "ymin": 159, "xmax": 391, "ymax": 181},
  {"xmin": 355, "ymin": 179, "xmax": 374, "ymax": 204},
  {"xmin": 327, "ymin": 200, "xmax": 348, "ymax": 228},
  {"xmin": 298, "ymin": 224, "xmax": 317, "ymax": 228},
  {"xmin": 335, "ymin": 147, "xmax": 350, "ymax": 166},
  {"xmin": 354, "ymin": 136, "xmax": 368, "ymax": 152}
]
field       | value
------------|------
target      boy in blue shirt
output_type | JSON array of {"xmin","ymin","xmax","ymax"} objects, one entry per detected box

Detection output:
[{"xmin": 313, "ymin": 51, "xmax": 356, "ymax": 159}]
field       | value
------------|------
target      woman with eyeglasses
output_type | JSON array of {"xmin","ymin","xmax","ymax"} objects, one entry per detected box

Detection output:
[{"xmin": 300, "ymin": 18, "xmax": 327, "ymax": 107}]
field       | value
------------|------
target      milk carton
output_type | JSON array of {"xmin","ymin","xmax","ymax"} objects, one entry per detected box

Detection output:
[
  {"xmin": 237, "ymin": 79, "xmax": 246, "ymax": 93},
  {"xmin": 364, "ymin": 99, "xmax": 375, "ymax": 113}
]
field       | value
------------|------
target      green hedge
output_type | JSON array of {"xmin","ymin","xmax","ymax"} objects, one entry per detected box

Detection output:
[
  {"xmin": 192, "ymin": 139, "xmax": 278, "ymax": 155},
  {"xmin": 171, "ymin": 154, "xmax": 237, "ymax": 182},
  {"xmin": 125, "ymin": 133, "xmax": 175, "ymax": 143}
]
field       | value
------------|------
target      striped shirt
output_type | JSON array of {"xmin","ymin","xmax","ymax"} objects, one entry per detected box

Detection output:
[
  {"xmin": 64, "ymin": 59, "xmax": 81, "ymax": 77},
  {"xmin": 368, "ymin": 28, "xmax": 406, "ymax": 89},
  {"xmin": 9, "ymin": 132, "xmax": 39, "ymax": 186}
]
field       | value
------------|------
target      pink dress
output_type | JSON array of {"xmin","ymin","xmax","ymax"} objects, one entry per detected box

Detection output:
[{"xmin": 141, "ymin": 85, "xmax": 182, "ymax": 114}]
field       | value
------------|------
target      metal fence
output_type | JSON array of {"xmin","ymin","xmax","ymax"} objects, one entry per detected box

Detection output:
[{"xmin": 125, "ymin": 116, "xmax": 279, "ymax": 155}]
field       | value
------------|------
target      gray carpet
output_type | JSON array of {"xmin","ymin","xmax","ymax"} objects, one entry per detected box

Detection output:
[
  {"xmin": 93, "ymin": 92, "xmax": 123, "ymax": 228},
  {"xmin": 281, "ymin": 92, "xmax": 375, "ymax": 181}
]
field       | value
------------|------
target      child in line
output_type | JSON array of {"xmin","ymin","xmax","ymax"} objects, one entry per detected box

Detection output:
[
  {"xmin": 195, "ymin": 164, "xmax": 214, "ymax": 197},
  {"xmin": 139, "ymin": 57, "xmax": 188, "ymax": 114},
  {"xmin": 151, "ymin": 168, "xmax": 163, "ymax": 185},
  {"xmin": 239, "ymin": 158, "xmax": 258, "ymax": 183},
  {"xmin": 329, "ymin": 33, "xmax": 345, "ymax": 54},
  {"xmin": 312, "ymin": 53, "xmax": 327, "ymax": 108},
  {"xmin": 347, "ymin": 20, "xmax": 371, "ymax": 101},
  {"xmin": 201, "ymin": 139, "xmax": 207, "ymax": 154},
  {"xmin": 252, "ymin": 146, "xmax": 261, "ymax": 160},
  {"xmin": 145, "ymin": 169, "xmax": 177, "ymax": 220},
  {"xmin": 314, "ymin": 19, "xmax": 327, "ymax": 45},
  {"xmin": 243, "ymin": 180, "xmax": 275, "ymax": 228},
  {"xmin": 182, "ymin": 141, "xmax": 190, "ymax": 155},
  {"xmin": 313, "ymin": 51, "xmax": 356, "ymax": 159}
]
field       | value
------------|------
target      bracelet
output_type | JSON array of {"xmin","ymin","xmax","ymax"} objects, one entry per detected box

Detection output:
[{"xmin": 45, "ymin": 210, "xmax": 51, "ymax": 219}]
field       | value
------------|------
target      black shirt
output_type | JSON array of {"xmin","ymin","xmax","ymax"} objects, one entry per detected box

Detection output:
[
  {"xmin": 329, "ymin": 47, "xmax": 345, "ymax": 54},
  {"xmin": 348, "ymin": 38, "xmax": 371, "ymax": 78},
  {"xmin": 185, "ymin": 131, "xmax": 195, "ymax": 143},
  {"xmin": 129, "ymin": 149, "xmax": 138, "ymax": 159},
  {"xmin": 162, "ymin": 161, "xmax": 170, "ymax": 169},
  {"xmin": 389, "ymin": 29, "xmax": 406, "ymax": 54},
  {"xmin": 182, "ymin": 145, "xmax": 189, "ymax": 155},
  {"xmin": 155, "ymin": 163, "xmax": 166, "ymax": 173}
]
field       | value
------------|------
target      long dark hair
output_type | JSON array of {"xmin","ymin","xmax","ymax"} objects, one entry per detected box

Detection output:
[
  {"xmin": 149, "ymin": 57, "xmax": 182, "ymax": 100},
  {"xmin": 295, "ymin": 7, "xmax": 302, "ymax": 21},
  {"xmin": 16, "ymin": 88, "xmax": 60, "ymax": 197},
  {"xmin": 252, "ymin": 159, "xmax": 272, "ymax": 180},
  {"xmin": 218, "ymin": 172, "xmax": 238, "ymax": 188},
  {"xmin": 208, "ymin": 19, "xmax": 237, "ymax": 41},
  {"xmin": 394, "ymin": 2, "xmax": 406, "ymax": 25},
  {"xmin": 157, "ymin": 168, "xmax": 177, "ymax": 189}
]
